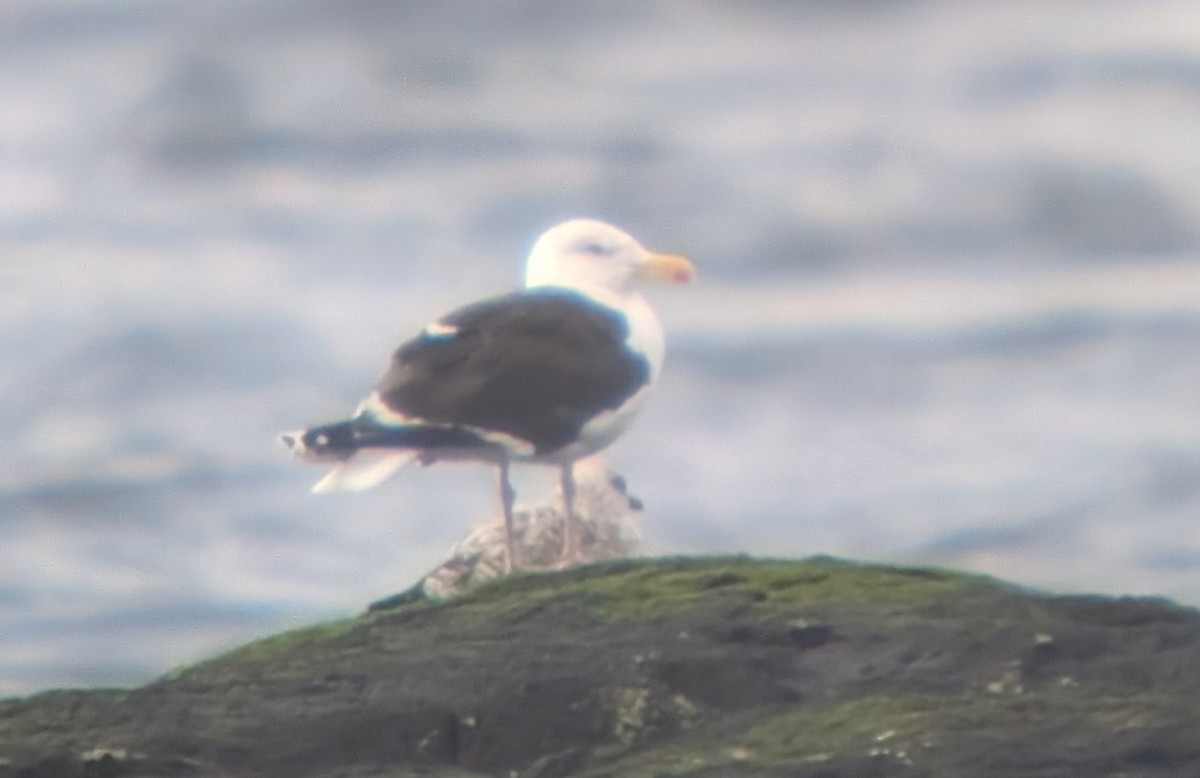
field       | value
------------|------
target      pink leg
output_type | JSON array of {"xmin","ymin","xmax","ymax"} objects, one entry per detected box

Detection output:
[
  {"xmin": 557, "ymin": 463, "xmax": 582, "ymax": 567},
  {"xmin": 498, "ymin": 460, "xmax": 517, "ymax": 574}
]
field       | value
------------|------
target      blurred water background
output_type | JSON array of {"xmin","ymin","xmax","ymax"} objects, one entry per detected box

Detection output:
[{"xmin": 3, "ymin": 0, "xmax": 1200, "ymax": 696}]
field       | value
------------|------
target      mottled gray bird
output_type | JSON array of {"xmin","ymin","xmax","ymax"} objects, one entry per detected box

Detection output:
[{"xmin": 418, "ymin": 457, "xmax": 643, "ymax": 599}]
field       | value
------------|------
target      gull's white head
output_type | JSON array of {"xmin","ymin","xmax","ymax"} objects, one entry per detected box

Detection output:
[{"xmin": 523, "ymin": 219, "xmax": 694, "ymax": 295}]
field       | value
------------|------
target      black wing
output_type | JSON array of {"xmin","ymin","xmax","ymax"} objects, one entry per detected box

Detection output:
[{"xmin": 375, "ymin": 288, "xmax": 651, "ymax": 454}]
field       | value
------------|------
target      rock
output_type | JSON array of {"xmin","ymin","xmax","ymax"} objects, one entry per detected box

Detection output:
[{"xmin": 2, "ymin": 556, "xmax": 1200, "ymax": 777}]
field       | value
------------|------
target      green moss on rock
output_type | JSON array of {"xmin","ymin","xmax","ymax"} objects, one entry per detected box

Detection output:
[
  {"xmin": 3, "ymin": 556, "xmax": 1200, "ymax": 778},
  {"xmin": 591, "ymin": 684, "xmax": 1200, "ymax": 777}
]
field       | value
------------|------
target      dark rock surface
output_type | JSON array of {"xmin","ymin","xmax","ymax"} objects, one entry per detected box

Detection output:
[{"xmin": 3, "ymin": 556, "xmax": 1200, "ymax": 777}]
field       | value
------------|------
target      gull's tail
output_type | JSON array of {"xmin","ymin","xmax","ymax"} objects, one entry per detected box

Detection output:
[{"xmin": 279, "ymin": 417, "xmax": 487, "ymax": 493}]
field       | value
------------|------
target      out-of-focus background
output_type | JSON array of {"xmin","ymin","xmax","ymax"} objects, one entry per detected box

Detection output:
[{"xmin": 3, "ymin": 0, "xmax": 1199, "ymax": 696}]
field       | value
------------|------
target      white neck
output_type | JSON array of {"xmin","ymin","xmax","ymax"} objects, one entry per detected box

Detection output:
[
  {"xmin": 527, "ymin": 280, "xmax": 665, "ymax": 379},
  {"xmin": 614, "ymin": 291, "xmax": 665, "ymax": 380}
]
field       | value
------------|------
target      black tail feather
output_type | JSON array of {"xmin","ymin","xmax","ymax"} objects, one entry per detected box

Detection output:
[{"xmin": 281, "ymin": 418, "xmax": 491, "ymax": 461}]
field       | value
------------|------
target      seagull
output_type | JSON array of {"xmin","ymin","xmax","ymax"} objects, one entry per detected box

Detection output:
[
  {"xmin": 417, "ymin": 456, "xmax": 644, "ymax": 599},
  {"xmin": 281, "ymin": 218, "xmax": 692, "ymax": 572}
]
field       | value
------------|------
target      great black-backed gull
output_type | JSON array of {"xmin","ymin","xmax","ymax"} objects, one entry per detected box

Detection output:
[{"xmin": 281, "ymin": 219, "xmax": 692, "ymax": 572}]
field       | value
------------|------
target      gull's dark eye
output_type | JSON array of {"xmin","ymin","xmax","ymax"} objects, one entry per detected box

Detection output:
[
  {"xmin": 577, "ymin": 241, "xmax": 610, "ymax": 256},
  {"xmin": 609, "ymin": 474, "xmax": 628, "ymax": 493}
]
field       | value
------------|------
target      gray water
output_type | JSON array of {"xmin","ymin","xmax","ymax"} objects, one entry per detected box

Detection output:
[{"xmin": 3, "ymin": 0, "xmax": 1200, "ymax": 696}]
